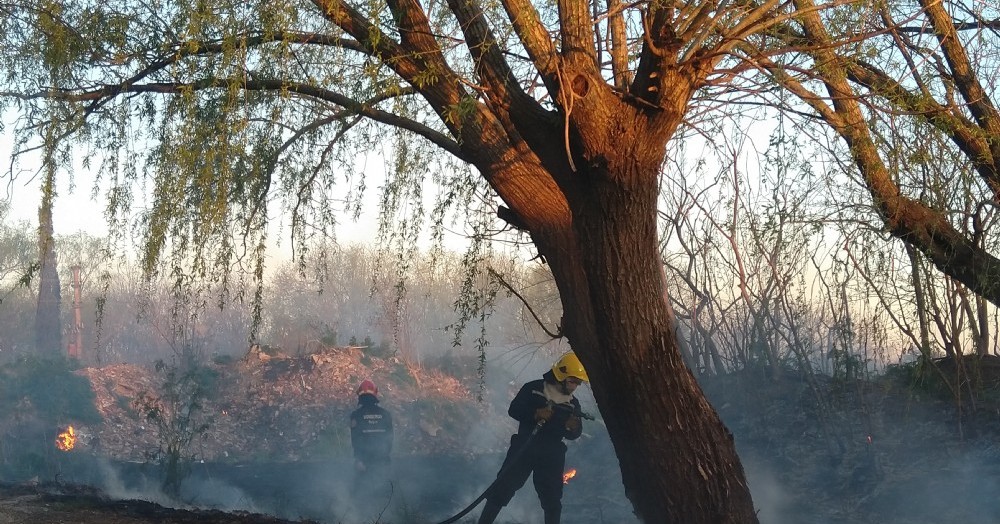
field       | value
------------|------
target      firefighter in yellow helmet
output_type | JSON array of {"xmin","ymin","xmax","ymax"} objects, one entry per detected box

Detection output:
[{"xmin": 477, "ymin": 352, "xmax": 588, "ymax": 524}]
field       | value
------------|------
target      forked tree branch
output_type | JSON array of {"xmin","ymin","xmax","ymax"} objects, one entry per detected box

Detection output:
[{"xmin": 487, "ymin": 267, "xmax": 561, "ymax": 339}]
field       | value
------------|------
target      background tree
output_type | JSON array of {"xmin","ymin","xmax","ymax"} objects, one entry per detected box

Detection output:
[
  {"xmin": 711, "ymin": 0, "xmax": 1000, "ymax": 419},
  {"xmin": 0, "ymin": 202, "xmax": 35, "ymax": 287},
  {"xmin": 752, "ymin": 0, "xmax": 1000, "ymax": 304},
  {"xmin": 0, "ymin": 203, "xmax": 36, "ymax": 355}
]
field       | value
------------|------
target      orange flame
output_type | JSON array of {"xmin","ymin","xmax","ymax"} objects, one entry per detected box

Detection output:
[
  {"xmin": 56, "ymin": 426, "xmax": 76, "ymax": 451},
  {"xmin": 562, "ymin": 468, "xmax": 577, "ymax": 484}
]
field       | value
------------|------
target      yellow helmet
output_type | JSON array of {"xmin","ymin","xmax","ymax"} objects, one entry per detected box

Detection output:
[{"xmin": 552, "ymin": 352, "xmax": 589, "ymax": 383}]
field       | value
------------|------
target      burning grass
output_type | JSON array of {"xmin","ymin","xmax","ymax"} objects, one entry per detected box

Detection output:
[{"xmin": 55, "ymin": 426, "xmax": 76, "ymax": 451}]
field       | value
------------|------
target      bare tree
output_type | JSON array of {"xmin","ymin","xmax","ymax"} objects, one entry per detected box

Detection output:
[
  {"xmin": 0, "ymin": 203, "xmax": 37, "ymax": 355},
  {"xmin": 753, "ymin": 0, "xmax": 1000, "ymax": 306}
]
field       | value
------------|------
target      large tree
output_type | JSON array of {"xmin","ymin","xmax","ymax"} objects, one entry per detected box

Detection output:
[
  {"xmin": 0, "ymin": 0, "xmax": 823, "ymax": 520},
  {"xmin": 753, "ymin": 0, "xmax": 1000, "ymax": 309}
]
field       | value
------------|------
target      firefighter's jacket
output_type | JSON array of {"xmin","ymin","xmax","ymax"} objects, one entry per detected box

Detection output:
[
  {"xmin": 350, "ymin": 394, "xmax": 393, "ymax": 465},
  {"xmin": 482, "ymin": 370, "xmax": 584, "ymax": 510},
  {"xmin": 509, "ymin": 370, "xmax": 584, "ymax": 444}
]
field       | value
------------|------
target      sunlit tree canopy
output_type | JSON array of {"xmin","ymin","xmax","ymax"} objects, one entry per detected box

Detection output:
[{"xmin": 3, "ymin": 0, "xmax": 1000, "ymax": 521}]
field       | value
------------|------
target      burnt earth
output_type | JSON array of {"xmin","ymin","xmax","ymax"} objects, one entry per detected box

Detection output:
[
  {"xmin": 0, "ymin": 482, "xmax": 319, "ymax": 524},
  {"xmin": 7, "ymin": 353, "xmax": 1000, "ymax": 523}
]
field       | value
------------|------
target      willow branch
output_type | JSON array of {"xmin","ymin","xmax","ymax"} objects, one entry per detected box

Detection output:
[
  {"xmin": 606, "ymin": 0, "xmax": 631, "ymax": 89},
  {"xmin": 52, "ymin": 77, "xmax": 465, "ymax": 161},
  {"xmin": 497, "ymin": 0, "xmax": 561, "ymax": 94},
  {"xmin": 487, "ymin": 267, "xmax": 561, "ymax": 339}
]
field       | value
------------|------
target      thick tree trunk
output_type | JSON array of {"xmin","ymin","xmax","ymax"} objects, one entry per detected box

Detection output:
[
  {"xmin": 468, "ymin": 59, "xmax": 758, "ymax": 523},
  {"xmin": 531, "ymin": 158, "xmax": 758, "ymax": 523}
]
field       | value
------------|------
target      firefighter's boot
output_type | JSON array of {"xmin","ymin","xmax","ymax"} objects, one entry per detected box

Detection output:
[{"xmin": 477, "ymin": 502, "xmax": 503, "ymax": 524}]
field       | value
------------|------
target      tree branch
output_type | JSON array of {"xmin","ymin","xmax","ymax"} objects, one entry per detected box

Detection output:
[
  {"xmin": 487, "ymin": 267, "xmax": 561, "ymax": 339},
  {"xmin": 917, "ymin": 0, "xmax": 1000, "ymax": 169},
  {"xmin": 897, "ymin": 19, "xmax": 1000, "ymax": 34},
  {"xmin": 605, "ymin": 0, "xmax": 631, "ymax": 89},
  {"xmin": 497, "ymin": 0, "xmax": 561, "ymax": 94},
  {"xmin": 557, "ymin": 0, "xmax": 598, "ymax": 64},
  {"xmin": 845, "ymin": 60, "xmax": 1000, "ymax": 199},
  {"xmin": 52, "ymin": 77, "xmax": 467, "ymax": 161},
  {"xmin": 75, "ymin": 31, "xmax": 368, "ymax": 116},
  {"xmin": 446, "ymin": 0, "xmax": 557, "ymax": 153},
  {"xmin": 309, "ymin": 0, "xmax": 488, "ymax": 146}
]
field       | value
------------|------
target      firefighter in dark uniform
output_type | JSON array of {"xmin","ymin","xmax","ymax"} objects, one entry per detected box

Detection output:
[
  {"xmin": 349, "ymin": 379, "xmax": 393, "ymax": 504},
  {"xmin": 477, "ymin": 352, "xmax": 588, "ymax": 524}
]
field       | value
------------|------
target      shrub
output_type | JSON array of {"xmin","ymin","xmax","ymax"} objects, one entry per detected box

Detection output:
[{"xmin": 133, "ymin": 354, "xmax": 216, "ymax": 497}]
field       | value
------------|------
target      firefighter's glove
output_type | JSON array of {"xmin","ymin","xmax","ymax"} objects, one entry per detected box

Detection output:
[
  {"xmin": 565, "ymin": 415, "xmax": 581, "ymax": 433},
  {"xmin": 534, "ymin": 406, "xmax": 554, "ymax": 423}
]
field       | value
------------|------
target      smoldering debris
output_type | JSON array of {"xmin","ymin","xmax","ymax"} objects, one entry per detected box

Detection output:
[
  {"xmin": 3, "ymin": 345, "xmax": 634, "ymax": 524},
  {"xmin": 20, "ymin": 345, "xmax": 1000, "ymax": 524},
  {"xmin": 44, "ymin": 446, "xmax": 636, "ymax": 524},
  {"xmin": 0, "ymin": 480, "xmax": 320, "ymax": 524}
]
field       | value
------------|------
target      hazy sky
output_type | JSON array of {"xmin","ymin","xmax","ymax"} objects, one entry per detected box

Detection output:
[{"xmin": 0, "ymin": 125, "xmax": 475, "ymax": 257}]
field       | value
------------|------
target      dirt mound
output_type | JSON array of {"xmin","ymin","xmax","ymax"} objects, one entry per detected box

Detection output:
[{"xmin": 72, "ymin": 346, "xmax": 492, "ymax": 463}]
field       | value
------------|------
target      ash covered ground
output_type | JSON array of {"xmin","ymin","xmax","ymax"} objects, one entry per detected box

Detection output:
[
  {"xmin": 3, "ymin": 348, "xmax": 1000, "ymax": 523},
  {"xmin": 0, "ymin": 346, "xmax": 637, "ymax": 524}
]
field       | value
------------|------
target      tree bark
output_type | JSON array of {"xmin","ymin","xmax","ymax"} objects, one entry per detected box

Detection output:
[
  {"xmin": 490, "ymin": 66, "xmax": 759, "ymax": 521},
  {"xmin": 35, "ymin": 191, "xmax": 63, "ymax": 357},
  {"xmin": 532, "ymin": 163, "xmax": 757, "ymax": 522}
]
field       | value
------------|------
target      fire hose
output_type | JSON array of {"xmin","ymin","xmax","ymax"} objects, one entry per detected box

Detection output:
[{"xmin": 432, "ymin": 404, "xmax": 595, "ymax": 524}]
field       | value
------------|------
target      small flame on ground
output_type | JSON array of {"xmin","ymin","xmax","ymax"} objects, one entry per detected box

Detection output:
[
  {"xmin": 562, "ymin": 468, "xmax": 577, "ymax": 484},
  {"xmin": 56, "ymin": 426, "xmax": 76, "ymax": 451}
]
